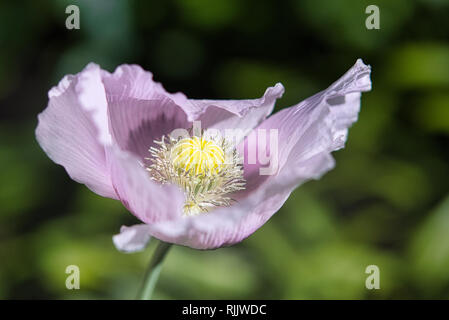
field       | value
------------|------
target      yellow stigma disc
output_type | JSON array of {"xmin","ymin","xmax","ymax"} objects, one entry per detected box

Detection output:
[{"xmin": 171, "ymin": 136, "xmax": 225, "ymax": 176}]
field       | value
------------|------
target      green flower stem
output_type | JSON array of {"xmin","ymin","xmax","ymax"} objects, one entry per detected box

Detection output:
[{"xmin": 137, "ymin": 240, "xmax": 172, "ymax": 300}]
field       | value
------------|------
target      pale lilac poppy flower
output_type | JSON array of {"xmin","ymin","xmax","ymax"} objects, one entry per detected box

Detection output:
[{"xmin": 36, "ymin": 59, "xmax": 371, "ymax": 251}]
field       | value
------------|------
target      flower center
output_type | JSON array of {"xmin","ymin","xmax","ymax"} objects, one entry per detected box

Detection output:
[
  {"xmin": 146, "ymin": 133, "xmax": 245, "ymax": 216},
  {"xmin": 171, "ymin": 137, "xmax": 225, "ymax": 176}
]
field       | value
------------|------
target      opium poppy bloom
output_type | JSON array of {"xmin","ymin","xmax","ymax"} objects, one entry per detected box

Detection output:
[{"xmin": 36, "ymin": 59, "xmax": 371, "ymax": 251}]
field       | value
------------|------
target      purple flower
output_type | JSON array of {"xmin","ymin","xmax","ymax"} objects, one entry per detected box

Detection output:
[{"xmin": 36, "ymin": 60, "xmax": 371, "ymax": 251}]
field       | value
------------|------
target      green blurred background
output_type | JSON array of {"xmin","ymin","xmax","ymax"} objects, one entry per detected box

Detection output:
[{"xmin": 1, "ymin": 0, "xmax": 449, "ymax": 299}]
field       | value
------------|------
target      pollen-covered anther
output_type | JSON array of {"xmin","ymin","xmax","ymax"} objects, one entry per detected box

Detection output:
[{"xmin": 146, "ymin": 134, "xmax": 245, "ymax": 216}]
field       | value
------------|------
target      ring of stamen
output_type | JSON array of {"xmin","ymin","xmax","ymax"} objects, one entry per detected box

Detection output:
[{"xmin": 146, "ymin": 133, "xmax": 245, "ymax": 216}]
